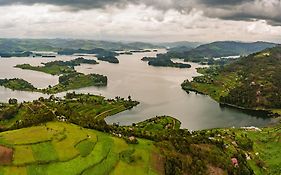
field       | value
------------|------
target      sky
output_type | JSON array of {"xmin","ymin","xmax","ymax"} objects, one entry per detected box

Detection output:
[{"xmin": 0, "ymin": 0, "xmax": 281, "ymax": 42}]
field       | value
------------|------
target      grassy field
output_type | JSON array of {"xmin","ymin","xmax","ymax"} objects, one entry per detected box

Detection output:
[{"xmin": 0, "ymin": 122, "xmax": 162, "ymax": 175}]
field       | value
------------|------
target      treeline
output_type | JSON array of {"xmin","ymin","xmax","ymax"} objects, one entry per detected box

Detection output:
[{"xmin": 58, "ymin": 48, "xmax": 120, "ymax": 64}]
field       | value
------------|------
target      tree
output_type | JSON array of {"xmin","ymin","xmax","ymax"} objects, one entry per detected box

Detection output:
[{"xmin": 9, "ymin": 98, "xmax": 18, "ymax": 105}]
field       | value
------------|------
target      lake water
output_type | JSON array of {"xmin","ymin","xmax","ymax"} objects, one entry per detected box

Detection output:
[{"xmin": 0, "ymin": 50, "xmax": 275, "ymax": 130}]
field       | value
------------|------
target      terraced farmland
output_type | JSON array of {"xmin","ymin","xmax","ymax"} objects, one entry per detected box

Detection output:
[{"xmin": 0, "ymin": 122, "xmax": 162, "ymax": 175}]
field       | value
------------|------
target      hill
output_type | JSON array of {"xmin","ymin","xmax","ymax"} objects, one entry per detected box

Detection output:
[
  {"xmin": 157, "ymin": 41, "xmax": 202, "ymax": 49},
  {"xmin": 182, "ymin": 46, "xmax": 281, "ymax": 114},
  {"xmin": 0, "ymin": 39, "xmax": 159, "ymax": 57},
  {"xmin": 143, "ymin": 41, "xmax": 277, "ymax": 68},
  {"xmin": 177, "ymin": 41, "xmax": 276, "ymax": 59},
  {"xmin": 0, "ymin": 118, "xmax": 280, "ymax": 175},
  {"xmin": 0, "ymin": 122, "xmax": 160, "ymax": 175}
]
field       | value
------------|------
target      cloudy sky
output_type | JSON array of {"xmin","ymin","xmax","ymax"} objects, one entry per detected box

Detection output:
[{"xmin": 0, "ymin": 0, "xmax": 281, "ymax": 42}]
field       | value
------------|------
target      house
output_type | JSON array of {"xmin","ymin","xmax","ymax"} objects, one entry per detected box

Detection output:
[
  {"xmin": 231, "ymin": 158, "xmax": 238, "ymax": 167},
  {"xmin": 129, "ymin": 136, "xmax": 136, "ymax": 142}
]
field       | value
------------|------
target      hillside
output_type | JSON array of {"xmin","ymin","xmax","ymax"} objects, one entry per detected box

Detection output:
[
  {"xmin": 182, "ymin": 46, "xmax": 281, "ymax": 114},
  {"xmin": 0, "ymin": 118, "xmax": 280, "ymax": 175},
  {"xmin": 0, "ymin": 122, "xmax": 160, "ymax": 175},
  {"xmin": 157, "ymin": 41, "xmax": 202, "ymax": 49},
  {"xmin": 181, "ymin": 41, "xmax": 276, "ymax": 59},
  {"xmin": 161, "ymin": 41, "xmax": 276, "ymax": 65}
]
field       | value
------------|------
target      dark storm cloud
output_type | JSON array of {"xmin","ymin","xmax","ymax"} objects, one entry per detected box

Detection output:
[
  {"xmin": 199, "ymin": 0, "xmax": 255, "ymax": 6},
  {"xmin": 0, "ymin": 0, "xmax": 280, "ymax": 26},
  {"xmin": 0, "ymin": 0, "xmax": 128, "ymax": 9}
]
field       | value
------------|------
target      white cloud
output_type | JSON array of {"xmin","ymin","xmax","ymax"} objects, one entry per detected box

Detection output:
[{"xmin": 0, "ymin": 4, "xmax": 280, "ymax": 42}]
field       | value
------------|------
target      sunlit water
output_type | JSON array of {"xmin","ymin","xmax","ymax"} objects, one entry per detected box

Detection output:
[{"xmin": 0, "ymin": 50, "xmax": 275, "ymax": 130}]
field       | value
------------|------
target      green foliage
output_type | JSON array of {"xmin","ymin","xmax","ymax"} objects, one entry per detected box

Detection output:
[
  {"xmin": 182, "ymin": 46, "xmax": 281, "ymax": 112},
  {"xmin": 44, "ymin": 72, "xmax": 107, "ymax": 94},
  {"xmin": 119, "ymin": 149, "xmax": 136, "ymax": 163},
  {"xmin": 0, "ymin": 93, "xmax": 139, "ymax": 131},
  {"xmin": 15, "ymin": 57, "xmax": 98, "ymax": 75},
  {"xmin": 31, "ymin": 142, "xmax": 58, "ymax": 163},
  {"xmin": 144, "ymin": 54, "xmax": 191, "ymax": 68},
  {"xmin": 0, "ymin": 79, "xmax": 37, "ymax": 92}
]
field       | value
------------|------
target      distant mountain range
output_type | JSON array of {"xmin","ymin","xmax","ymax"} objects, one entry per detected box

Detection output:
[
  {"xmin": 169, "ymin": 41, "xmax": 277, "ymax": 59},
  {"xmin": 157, "ymin": 41, "xmax": 202, "ymax": 49},
  {"xmin": 0, "ymin": 39, "xmax": 278, "ymax": 61},
  {"xmin": 0, "ymin": 39, "xmax": 160, "ymax": 54}
]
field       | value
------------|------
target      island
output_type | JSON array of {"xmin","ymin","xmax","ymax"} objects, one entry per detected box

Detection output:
[
  {"xmin": 0, "ymin": 51, "xmax": 33, "ymax": 58},
  {"xmin": 58, "ymin": 48, "xmax": 120, "ymax": 64},
  {"xmin": 0, "ymin": 78, "xmax": 37, "ymax": 92},
  {"xmin": 15, "ymin": 57, "xmax": 98, "ymax": 75},
  {"xmin": 142, "ymin": 54, "xmax": 191, "ymax": 68},
  {"xmin": 0, "ymin": 73, "xmax": 107, "ymax": 94},
  {"xmin": 1, "ymin": 58, "xmax": 106, "ymax": 94}
]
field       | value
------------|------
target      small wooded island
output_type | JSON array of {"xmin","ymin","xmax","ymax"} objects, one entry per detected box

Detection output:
[{"xmin": 142, "ymin": 54, "xmax": 191, "ymax": 68}]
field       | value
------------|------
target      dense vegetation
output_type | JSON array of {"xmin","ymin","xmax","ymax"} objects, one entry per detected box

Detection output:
[
  {"xmin": 0, "ymin": 73, "xmax": 107, "ymax": 94},
  {"xmin": 44, "ymin": 72, "xmax": 107, "ymax": 94},
  {"xmin": 142, "ymin": 54, "xmax": 191, "ymax": 68},
  {"xmin": 0, "ymin": 51, "xmax": 33, "ymax": 58},
  {"xmin": 182, "ymin": 46, "xmax": 281, "ymax": 114},
  {"xmin": 0, "ymin": 93, "xmax": 138, "ymax": 131},
  {"xmin": 0, "ymin": 79, "xmax": 37, "ymax": 91}
]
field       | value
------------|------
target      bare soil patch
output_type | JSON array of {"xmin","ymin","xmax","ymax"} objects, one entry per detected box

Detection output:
[
  {"xmin": 0, "ymin": 145, "xmax": 13, "ymax": 165},
  {"xmin": 151, "ymin": 151, "xmax": 165, "ymax": 175}
]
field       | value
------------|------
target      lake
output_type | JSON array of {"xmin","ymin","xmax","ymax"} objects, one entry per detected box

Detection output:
[{"xmin": 0, "ymin": 50, "xmax": 275, "ymax": 130}]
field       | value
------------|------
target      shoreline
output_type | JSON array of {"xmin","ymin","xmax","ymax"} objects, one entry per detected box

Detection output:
[{"xmin": 184, "ymin": 88, "xmax": 281, "ymax": 119}]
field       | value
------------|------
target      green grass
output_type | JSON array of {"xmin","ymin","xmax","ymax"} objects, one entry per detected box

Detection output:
[
  {"xmin": 31, "ymin": 142, "xmax": 58, "ymax": 163},
  {"xmin": 75, "ymin": 139, "xmax": 96, "ymax": 157},
  {"xmin": 0, "ymin": 125, "xmax": 62, "ymax": 145},
  {"xmin": 13, "ymin": 145, "xmax": 36, "ymax": 165},
  {"xmin": 0, "ymin": 122, "xmax": 161, "ymax": 175},
  {"xmin": 82, "ymin": 151, "xmax": 119, "ymax": 175},
  {"xmin": 245, "ymin": 127, "xmax": 281, "ymax": 175}
]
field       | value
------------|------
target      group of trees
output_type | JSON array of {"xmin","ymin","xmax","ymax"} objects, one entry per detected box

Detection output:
[{"xmin": 142, "ymin": 54, "xmax": 191, "ymax": 68}]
